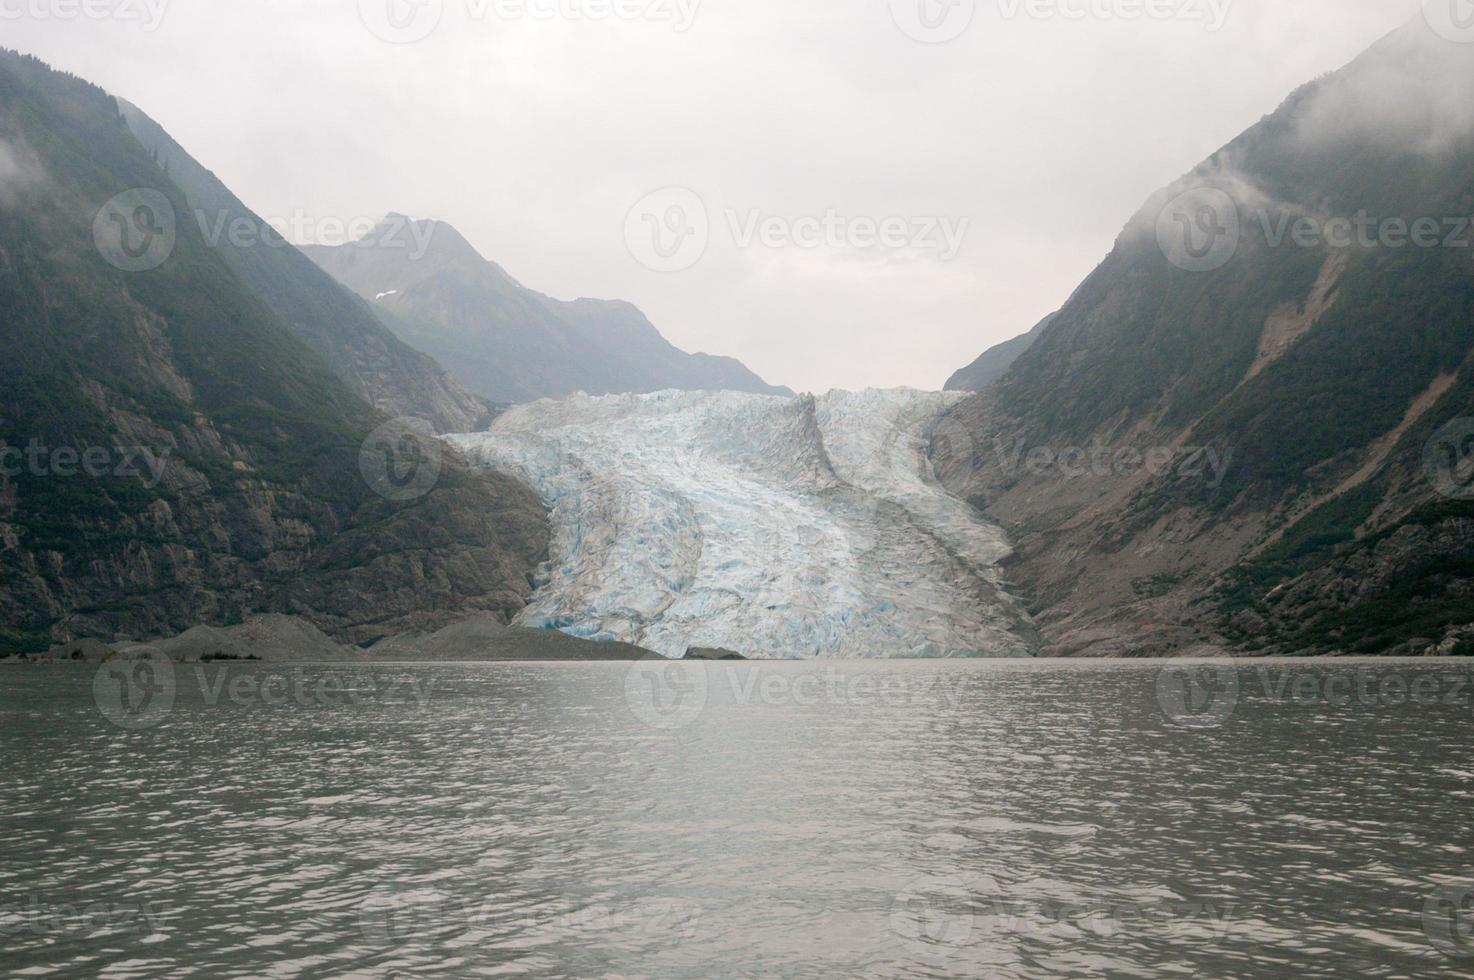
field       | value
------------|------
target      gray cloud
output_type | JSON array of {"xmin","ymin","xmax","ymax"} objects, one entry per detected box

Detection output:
[
  {"xmin": 1, "ymin": 0, "xmax": 1423, "ymax": 392},
  {"xmin": 1291, "ymin": 17, "xmax": 1474, "ymax": 156},
  {"xmin": 0, "ymin": 137, "xmax": 45, "ymax": 210}
]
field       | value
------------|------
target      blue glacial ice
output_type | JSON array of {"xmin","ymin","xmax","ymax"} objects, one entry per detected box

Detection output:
[{"xmin": 448, "ymin": 389, "xmax": 1035, "ymax": 659}]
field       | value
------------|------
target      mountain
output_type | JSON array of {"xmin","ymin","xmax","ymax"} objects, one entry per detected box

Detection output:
[
  {"xmin": 451, "ymin": 389, "xmax": 1035, "ymax": 659},
  {"xmin": 303, "ymin": 217, "xmax": 793, "ymax": 404},
  {"xmin": 116, "ymin": 103, "xmax": 492, "ymax": 434},
  {"xmin": 0, "ymin": 50, "xmax": 547, "ymax": 652},
  {"xmin": 934, "ymin": 18, "xmax": 1474, "ymax": 657},
  {"xmin": 946, "ymin": 312, "xmax": 1054, "ymax": 392}
]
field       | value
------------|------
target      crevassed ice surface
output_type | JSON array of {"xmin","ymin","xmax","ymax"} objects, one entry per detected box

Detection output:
[{"xmin": 449, "ymin": 389, "xmax": 1034, "ymax": 659}]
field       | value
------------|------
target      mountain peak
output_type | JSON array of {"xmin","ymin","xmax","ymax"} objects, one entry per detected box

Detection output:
[{"xmin": 361, "ymin": 213, "xmax": 487, "ymax": 270}]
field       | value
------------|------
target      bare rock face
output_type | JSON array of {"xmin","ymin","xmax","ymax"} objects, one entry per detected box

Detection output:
[{"xmin": 683, "ymin": 648, "xmax": 747, "ymax": 660}]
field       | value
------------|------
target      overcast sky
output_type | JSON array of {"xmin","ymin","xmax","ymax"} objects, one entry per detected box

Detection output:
[{"xmin": 7, "ymin": 0, "xmax": 1423, "ymax": 392}]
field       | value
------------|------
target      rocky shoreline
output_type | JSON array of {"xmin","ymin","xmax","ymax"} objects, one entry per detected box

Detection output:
[{"xmin": 3, "ymin": 614, "xmax": 665, "ymax": 664}]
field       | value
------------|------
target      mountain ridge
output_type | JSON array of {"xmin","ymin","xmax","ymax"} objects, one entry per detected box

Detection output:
[
  {"xmin": 0, "ymin": 49, "xmax": 548, "ymax": 652},
  {"xmin": 935, "ymin": 17, "xmax": 1474, "ymax": 657},
  {"xmin": 303, "ymin": 216, "xmax": 794, "ymax": 405},
  {"xmin": 114, "ymin": 112, "xmax": 494, "ymax": 434}
]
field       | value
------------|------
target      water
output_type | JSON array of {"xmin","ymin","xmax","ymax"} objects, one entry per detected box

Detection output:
[{"xmin": 2, "ymin": 658, "xmax": 1473, "ymax": 978}]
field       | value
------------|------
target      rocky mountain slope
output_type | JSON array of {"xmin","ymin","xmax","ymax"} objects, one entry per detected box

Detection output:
[
  {"xmin": 935, "ymin": 18, "xmax": 1474, "ymax": 657},
  {"xmin": 946, "ymin": 313, "xmax": 1054, "ymax": 392},
  {"xmin": 116, "ymin": 103, "xmax": 492, "ymax": 434},
  {"xmin": 0, "ymin": 50, "xmax": 547, "ymax": 652},
  {"xmin": 303, "ymin": 218, "xmax": 792, "ymax": 404}
]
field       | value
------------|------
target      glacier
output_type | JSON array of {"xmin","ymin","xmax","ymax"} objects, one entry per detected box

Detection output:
[{"xmin": 448, "ymin": 389, "xmax": 1036, "ymax": 659}]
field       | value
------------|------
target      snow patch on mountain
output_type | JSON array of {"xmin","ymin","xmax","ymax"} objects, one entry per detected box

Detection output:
[{"xmin": 449, "ymin": 389, "xmax": 1035, "ymax": 659}]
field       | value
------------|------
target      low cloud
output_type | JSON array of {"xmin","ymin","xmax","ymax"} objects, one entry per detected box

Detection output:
[
  {"xmin": 0, "ymin": 138, "xmax": 45, "ymax": 210},
  {"xmin": 1290, "ymin": 19, "xmax": 1474, "ymax": 156}
]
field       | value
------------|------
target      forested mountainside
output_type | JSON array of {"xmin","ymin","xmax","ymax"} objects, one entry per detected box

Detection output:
[
  {"xmin": 935, "ymin": 19, "xmax": 1474, "ymax": 657},
  {"xmin": 117, "ymin": 102, "xmax": 492, "ymax": 434},
  {"xmin": 0, "ymin": 50, "xmax": 547, "ymax": 652},
  {"xmin": 946, "ymin": 313, "xmax": 1055, "ymax": 392}
]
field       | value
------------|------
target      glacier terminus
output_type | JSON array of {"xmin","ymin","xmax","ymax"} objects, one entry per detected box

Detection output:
[{"xmin": 450, "ymin": 389, "xmax": 1037, "ymax": 659}]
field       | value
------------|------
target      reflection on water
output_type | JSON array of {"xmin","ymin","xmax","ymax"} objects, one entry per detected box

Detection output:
[{"xmin": 2, "ymin": 659, "xmax": 1473, "ymax": 978}]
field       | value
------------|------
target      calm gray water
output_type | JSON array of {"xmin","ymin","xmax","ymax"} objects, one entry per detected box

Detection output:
[{"xmin": 3, "ymin": 658, "xmax": 1474, "ymax": 978}]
